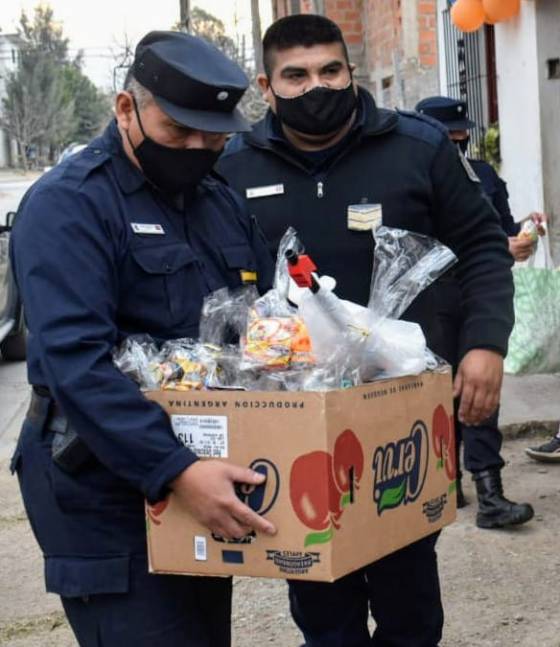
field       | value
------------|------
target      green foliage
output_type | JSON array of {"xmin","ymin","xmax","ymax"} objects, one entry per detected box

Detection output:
[
  {"xmin": 174, "ymin": 7, "xmax": 237, "ymax": 60},
  {"xmin": 61, "ymin": 64, "xmax": 112, "ymax": 142},
  {"xmin": 19, "ymin": 4, "xmax": 69, "ymax": 65},
  {"xmin": 0, "ymin": 4, "xmax": 112, "ymax": 168},
  {"xmin": 484, "ymin": 123, "xmax": 501, "ymax": 171},
  {"xmin": 475, "ymin": 122, "xmax": 501, "ymax": 172}
]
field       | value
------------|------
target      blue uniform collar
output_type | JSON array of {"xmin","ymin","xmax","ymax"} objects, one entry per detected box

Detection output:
[{"xmin": 100, "ymin": 120, "xmax": 147, "ymax": 195}]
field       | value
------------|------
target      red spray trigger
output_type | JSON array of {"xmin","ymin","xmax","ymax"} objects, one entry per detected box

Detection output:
[{"xmin": 286, "ymin": 250, "xmax": 317, "ymax": 289}]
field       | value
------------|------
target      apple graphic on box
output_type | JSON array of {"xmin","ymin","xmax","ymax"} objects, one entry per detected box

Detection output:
[
  {"xmin": 432, "ymin": 404, "xmax": 456, "ymax": 481},
  {"xmin": 289, "ymin": 429, "xmax": 364, "ymax": 548}
]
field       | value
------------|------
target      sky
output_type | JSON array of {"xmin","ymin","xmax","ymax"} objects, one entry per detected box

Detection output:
[{"xmin": 1, "ymin": 0, "xmax": 273, "ymax": 90}]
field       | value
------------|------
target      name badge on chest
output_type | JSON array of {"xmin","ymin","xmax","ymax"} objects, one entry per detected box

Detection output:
[
  {"xmin": 347, "ymin": 204, "xmax": 383, "ymax": 231},
  {"xmin": 131, "ymin": 223, "xmax": 165, "ymax": 235},
  {"xmin": 246, "ymin": 184, "xmax": 284, "ymax": 199}
]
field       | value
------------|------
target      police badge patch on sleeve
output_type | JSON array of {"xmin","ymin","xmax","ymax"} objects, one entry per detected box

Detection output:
[{"xmin": 459, "ymin": 153, "xmax": 481, "ymax": 183}]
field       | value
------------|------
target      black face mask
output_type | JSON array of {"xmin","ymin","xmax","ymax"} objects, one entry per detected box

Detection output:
[
  {"xmin": 272, "ymin": 81, "xmax": 357, "ymax": 136},
  {"xmin": 126, "ymin": 98, "xmax": 221, "ymax": 196},
  {"xmin": 455, "ymin": 136, "xmax": 470, "ymax": 155}
]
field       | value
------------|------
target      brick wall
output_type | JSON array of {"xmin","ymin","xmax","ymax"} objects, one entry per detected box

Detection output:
[
  {"xmin": 324, "ymin": 0, "xmax": 364, "ymax": 46},
  {"xmin": 272, "ymin": 0, "xmax": 323, "ymax": 20},
  {"xmin": 417, "ymin": 0, "xmax": 437, "ymax": 68},
  {"xmin": 364, "ymin": 0, "xmax": 439, "ymax": 108},
  {"xmin": 268, "ymin": 0, "xmax": 439, "ymax": 107},
  {"xmin": 270, "ymin": 0, "xmax": 364, "ymax": 46},
  {"xmin": 365, "ymin": 0, "xmax": 402, "ymax": 69}
]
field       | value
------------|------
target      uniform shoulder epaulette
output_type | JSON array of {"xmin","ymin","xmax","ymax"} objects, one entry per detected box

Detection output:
[
  {"xmin": 395, "ymin": 109, "xmax": 448, "ymax": 147},
  {"xmin": 221, "ymin": 133, "xmax": 248, "ymax": 159},
  {"xmin": 59, "ymin": 146, "xmax": 111, "ymax": 188}
]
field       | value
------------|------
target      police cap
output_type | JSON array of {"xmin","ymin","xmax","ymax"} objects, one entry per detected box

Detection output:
[
  {"xmin": 132, "ymin": 30, "xmax": 250, "ymax": 133},
  {"xmin": 415, "ymin": 96, "xmax": 476, "ymax": 131}
]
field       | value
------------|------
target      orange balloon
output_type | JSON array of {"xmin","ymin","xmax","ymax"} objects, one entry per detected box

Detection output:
[
  {"xmin": 507, "ymin": 0, "xmax": 521, "ymax": 19},
  {"xmin": 483, "ymin": 0, "xmax": 520, "ymax": 22},
  {"xmin": 484, "ymin": 13, "xmax": 496, "ymax": 25},
  {"xmin": 451, "ymin": 0, "xmax": 485, "ymax": 33}
]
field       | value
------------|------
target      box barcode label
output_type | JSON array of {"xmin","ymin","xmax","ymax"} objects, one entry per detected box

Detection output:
[
  {"xmin": 194, "ymin": 536, "xmax": 207, "ymax": 561},
  {"xmin": 171, "ymin": 415, "xmax": 228, "ymax": 458}
]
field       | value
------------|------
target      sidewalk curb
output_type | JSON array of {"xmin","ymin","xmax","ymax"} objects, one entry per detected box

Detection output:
[
  {"xmin": 501, "ymin": 419, "xmax": 559, "ymax": 440},
  {"xmin": 0, "ymin": 171, "xmax": 42, "ymax": 183}
]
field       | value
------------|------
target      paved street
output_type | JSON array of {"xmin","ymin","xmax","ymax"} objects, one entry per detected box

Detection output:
[{"xmin": 0, "ymin": 174, "xmax": 38, "ymax": 219}]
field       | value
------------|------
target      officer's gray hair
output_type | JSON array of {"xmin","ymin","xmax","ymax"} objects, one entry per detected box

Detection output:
[{"xmin": 125, "ymin": 75, "xmax": 153, "ymax": 110}]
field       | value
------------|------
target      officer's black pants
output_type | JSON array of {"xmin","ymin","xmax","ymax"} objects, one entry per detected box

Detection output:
[
  {"xmin": 288, "ymin": 532, "xmax": 443, "ymax": 647},
  {"xmin": 460, "ymin": 410, "xmax": 504, "ymax": 473},
  {"xmin": 60, "ymin": 555, "xmax": 231, "ymax": 646}
]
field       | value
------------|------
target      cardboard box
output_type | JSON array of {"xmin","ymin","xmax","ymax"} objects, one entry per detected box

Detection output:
[{"xmin": 146, "ymin": 369, "xmax": 456, "ymax": 582}]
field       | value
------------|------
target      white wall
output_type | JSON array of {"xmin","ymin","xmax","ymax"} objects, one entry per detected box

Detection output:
[
  {"xmin": 436, "ymin": 0, "xmax": 448, "ymax": 93},
  {"xmin": 535, "ymin": 0, "xmax": 560, "ymax": 262},
  {"xmin": 495, "ymin": 2, "xmax": 544, "ymax": 221}
]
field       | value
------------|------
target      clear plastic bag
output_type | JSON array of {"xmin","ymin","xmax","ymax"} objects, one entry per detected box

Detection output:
[
  {"xmin": 114, "ymin": 336, "xmax": 228, "ymax": 391},
  {"xmin": 274, "ymin": 227, "xmax": 304, "ymax": 301},
  {"xmin": 157, "ymin": 339, "xmax": 217, "ymax": 390},
  {"xmin": 295, "ymin": 226, "xmax": 457, "ymax": 382},
  {"xmin": 199, "ymin": 286, "xmax": 259, "ymax": 346},
  {"xmin": 114, "ymin": 225, "xmax": 456, "ymax": 392},
  {"xmin": 112, "ymin": 335, "xmax": 163, "ymax": 390},
  {"xmin": 368, "ymin": 226, "xmax": 457, "ymax": 319}
]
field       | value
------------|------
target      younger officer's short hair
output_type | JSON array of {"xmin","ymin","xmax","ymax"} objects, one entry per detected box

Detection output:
[{"xmin": 262, "ymin": 14, "xmax": 350, "ymax": 77}]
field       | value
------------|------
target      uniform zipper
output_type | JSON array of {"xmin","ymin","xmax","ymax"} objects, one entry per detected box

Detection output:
[{"xmin": 317, "ymin": 181, "xmax": 324, "ymax": 198}]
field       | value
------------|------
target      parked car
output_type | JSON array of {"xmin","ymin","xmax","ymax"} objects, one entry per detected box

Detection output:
[
  {"xmin": 1, "ymin": 143, "xmax": 91, "ymax": 361},
  {"xmin": 0, "ymin": 211, "xmax": 26, "ymax": 360},
  {"xmin": 57, "ymin": 142, "xmax": 87, "ymax": 165}
]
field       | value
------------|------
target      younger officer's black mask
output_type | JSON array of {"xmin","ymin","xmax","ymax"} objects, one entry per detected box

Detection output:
[
  {"xmin": 126, "ymin": 97, "xmax": 221, "ymax": 196},
  {"xmin": 272, "ymin": 80, "xmax": 357, "ymax": 136}
]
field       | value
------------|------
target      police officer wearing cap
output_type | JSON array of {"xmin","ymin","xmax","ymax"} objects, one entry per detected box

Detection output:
[
  {"xmin": 9, "ymin": 30, "xmax": 276, "ymax": 646},
  {"xmin": 416, "ymin": 95, "xmax": 535, "ymax": 529},
  {"xmin": 218, "ymin": 14, "xmax": 517, "ymax": 647}
]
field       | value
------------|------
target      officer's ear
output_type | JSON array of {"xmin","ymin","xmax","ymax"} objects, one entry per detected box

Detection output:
[
  {"xmin": 115, "ymin": 91, "xmax": 135, "ymax": 130},
  {"xmin": 257, "ymin": 74, "xmax": 274, "ymax": 109}
]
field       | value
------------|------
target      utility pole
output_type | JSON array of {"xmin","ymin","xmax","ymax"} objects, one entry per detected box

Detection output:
[
  {"xmin": 312, "ymin": 0, "xmax": 325, "ymax": 14},
  {"xmin": 250, "ymin": 0, "xmax": 263, "ymax": 74},
  {"xmin": 179, "ymin": 0, "xmax": 190, "ymax": 33}
]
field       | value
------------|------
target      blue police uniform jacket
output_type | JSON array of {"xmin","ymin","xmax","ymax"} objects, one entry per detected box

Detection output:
[
  {"xmin": 468, "ymin": 158, "xmax": 521, "ymax": 237},
  {"xmin": 217, "ymin": 88, "xmax": 514, "ymax": 363},
  {"xmin": 9, "ymin": 119, "xmax": 273, "ymax": 596}
]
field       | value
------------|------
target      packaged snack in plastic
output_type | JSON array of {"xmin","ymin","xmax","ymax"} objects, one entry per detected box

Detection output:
[
  {"xmin": 243, "ymin": 309, "xmax": 314, "ymax": 371},
  {"xmin": 112, "ymin": 335, "xmax": 163, "ymax": 390},
  {"xmin": 236, "ymin": 279, "xmax": 315, "ymax": 371},
  {"xmin": 518, "ymin": 220, "xmax": 539, "ymax": 244},
  {"xmin": 157, "ymin": 339, "xmax": 218, "ymax": 390}
]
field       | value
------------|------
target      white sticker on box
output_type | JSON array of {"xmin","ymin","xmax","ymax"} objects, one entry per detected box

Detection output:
[
  {"xmin": 194, "ymin": 536, "xmax": 207, "ymax": 561},
  {"xmin": 171, "ymin": 415, "xmax": 229, "ymax": 458}
]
